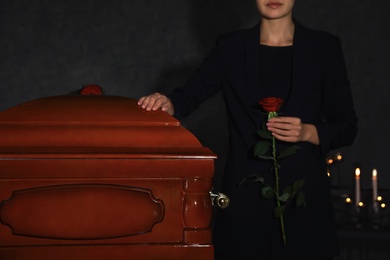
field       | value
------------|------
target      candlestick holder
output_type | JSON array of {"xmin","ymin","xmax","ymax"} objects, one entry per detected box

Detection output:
[{"xmin": 332, "ymin": 188, "xmax": 390, "ymax": 230}]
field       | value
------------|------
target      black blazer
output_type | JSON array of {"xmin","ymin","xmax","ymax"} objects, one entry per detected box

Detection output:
[{"xmin": 169, "ymin": 20, "xmax": 357, "ymax": 259}]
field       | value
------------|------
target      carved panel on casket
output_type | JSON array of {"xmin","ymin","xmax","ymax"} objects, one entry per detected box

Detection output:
[{"xmin": 0, "ymin": 184, "xmax": 164, "ymax": 240}]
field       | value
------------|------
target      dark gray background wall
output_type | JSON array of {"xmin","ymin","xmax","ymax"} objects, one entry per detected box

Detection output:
[{"xmin": 1, "ymin": 1, "xmax": 389, "ymax": 194}]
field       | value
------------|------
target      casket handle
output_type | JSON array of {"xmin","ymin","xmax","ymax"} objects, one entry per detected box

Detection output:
[{"xmin": 209, "ymin": 190, "xmax": 230, "ymax": 209}]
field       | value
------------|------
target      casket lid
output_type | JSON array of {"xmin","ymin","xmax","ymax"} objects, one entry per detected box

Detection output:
[{"xmin": 0, "ymin": 95, "xmax": 216, "ymax": 159}]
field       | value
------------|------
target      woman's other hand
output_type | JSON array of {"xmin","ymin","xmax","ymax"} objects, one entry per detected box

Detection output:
[
  {"xmin": 266, "ymin": 117, "xmax": 320, "ymax": 145},
  {"xmin": 137, "ymin": 92, "xmax": 174, "ymax": 115}
]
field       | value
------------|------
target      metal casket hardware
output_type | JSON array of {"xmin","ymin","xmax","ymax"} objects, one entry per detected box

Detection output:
[{"xmin": 209, "ymin": 191, "xmax": 230, "ymax": 209}]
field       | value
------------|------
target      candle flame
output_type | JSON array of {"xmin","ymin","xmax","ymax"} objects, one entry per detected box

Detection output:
[
  {"xmin": 380, "ymin": 203, "xmax": 386, "ymax": 209},
  {"xmin": 358, "ymin": 201, "xmax": 364, "ymax": 207},
  {"xmin": 372, "ymin": 169, "xmax": 377, "ymax": 177},
  {"xmin": 377, "ymin": 196, "xmax": 383, "ymax": 201},
  {"xmin": 345, "ymin": 197, "xmax": 352, "ymax": 203},
  {"xmin": 355, "ymin": 168, "xmax": 360, "ymax": 177}
]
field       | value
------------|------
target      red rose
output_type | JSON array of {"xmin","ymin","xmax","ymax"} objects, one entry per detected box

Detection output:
[
  {"xmin": 259, "ymin": 97, "xmax": 283, "ymax": 112},
  {"xmin": 80, "ymin": 84, "xmax": 103, "ymax": 95}
]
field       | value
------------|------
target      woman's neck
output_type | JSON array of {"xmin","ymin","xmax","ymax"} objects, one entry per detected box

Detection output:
[{"xmin": 259, "ymin": 18, "xmax": 295, "ymax": 46}]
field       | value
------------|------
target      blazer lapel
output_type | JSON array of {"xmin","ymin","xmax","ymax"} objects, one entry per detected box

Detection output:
[
  {"xmin": 244, "ymin": 23, "xmax": 263, "ymax": 125},
  {"xmin": 245, "ymin": 23, "xmax": 261, "ymax": 105},
  {"xmin": 285, "ymin": 20, "xmax": 316, "ymax": 114}
]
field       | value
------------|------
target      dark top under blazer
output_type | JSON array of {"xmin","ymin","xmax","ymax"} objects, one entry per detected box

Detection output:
[{"xmin": 169, "ymin": 20, "xmax": 357, "ymax": 259}]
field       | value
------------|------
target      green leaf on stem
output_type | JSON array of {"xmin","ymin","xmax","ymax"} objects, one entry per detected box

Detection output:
[
  {"xmin": 292, "ymin": 179, "xmax": 305, "ymax": 193},
  {"xmin": 278, "ymin": 145, "xmax": 301, "ymax": 160},
  {"xmin": 296, "ymin": 191, "xmax": 306, "ymax": 207},
  {"xmin": 282, "ymin": 185, "xmax": 292, "ymax": 196},
  {"xmin": 274, "ymin": 205, "xmax": 285, "ymax": 218},
  {"xmin": 238, "ymin": 174, "xmax": 265, "ymax": 186},
  {"xmin": 278, "ymin": 192, "xmax": 290, "ymax": 202},
  {"xmin": 258, "ymin": 155, "xmax": 275, "ymax": 161},
  {"xmin": 254, "ymin": 141, "xmax": 270, "ymax": 157},
  {"xmin": 261, "ymin": 186, "xmax": 274, "ymax": 199},
  {"xmin": 252, "ymin": 176, "xmax": 265, "ymax": 185},
  {"xmin": 257, "ymin": 129, "xmax": 273, "ymax": 140}
]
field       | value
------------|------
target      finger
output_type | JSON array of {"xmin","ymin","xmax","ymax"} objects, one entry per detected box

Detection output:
[
  {"xmin": 159, "ymin": 100, "xmax": 170, "ymax": 112},
  {"xmin": 270, "ymin": 124, "xmax": 301, "ymax": 138},
  {"xmin": 139, "ymin": 95, "xmax": 153, "ymax": 108},
  {"xmin": 273, "ymin": 133, "xmax": 294, "ymax": 142},
  {"xmin": 151, "ymin": 98, "xmax": 164, "ymax": 111},
  {"xmin": 267, "ymin": 122, "xmax": 295, "ymax": 132},
  {"xmin": 145, "ymin": 94, "xmax": 161, "ymax": 111},
  {"xmin": 270, "ymin": 127, "xmax": 290, "ymax": 137},
  {"xmin": 141, "ymin": 96, "xmax": 153, "ymax": 109},
  {"xmin": 145, "ymin": 97, "xmax": 157, "ymax": 111},
  {"xmin": 272, "ymin": 132, "xmax": 299, "ymax": 143},
  {"xmin": 141, "ymin": 96, "xmax": 152, "ymax": 109},
  {"xmin": 270, "ymin": 123, "xmax": 301, "ymax": 132},
  {"xmin": 269, "ymin": 117, "xmax": 300, "ymax": 124},
  {"xmin": 137, "ymin": 96, "xmax": 146, "ymax": 105},
  {"xmin": 150, "ymin": 96, "xmax": 171, "ymax": 111}
]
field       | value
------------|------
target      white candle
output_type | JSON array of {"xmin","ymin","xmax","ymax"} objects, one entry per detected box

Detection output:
[
  {"xmin": 355, "ymin": 168, "xmax": 361, "ymax": 211},
  {"xmin": 372, "ymin": 169, "xmax": 378, "ymax": 213}
]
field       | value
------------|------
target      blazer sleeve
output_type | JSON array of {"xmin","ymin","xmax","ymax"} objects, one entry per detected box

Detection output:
[
  {"xmin": 167, "ymin": 39, "xmax": 224, "ymax": 120},
  {"xmin": 315, "ymin": 36, "xmax": 358, "ymax": 154}
]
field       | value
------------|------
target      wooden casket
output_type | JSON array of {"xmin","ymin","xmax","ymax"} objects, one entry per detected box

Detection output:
[{"xmin": 0, "ymin": 95, "xmax": 217, "ymax": 260}]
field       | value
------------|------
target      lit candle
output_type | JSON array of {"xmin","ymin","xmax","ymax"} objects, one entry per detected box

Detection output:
[
  {"xmin": 372, "ymin": 169, "xmax": 378, "ymax": 213},
  {"xmin": 355, "ymin": 168, "xmax": 361, "ymax": 210}
]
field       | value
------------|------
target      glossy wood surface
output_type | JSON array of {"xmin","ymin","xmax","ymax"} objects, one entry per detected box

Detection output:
[{"xmin": 0, "ymin": 95, "xmax": 216, "ymax": 259}]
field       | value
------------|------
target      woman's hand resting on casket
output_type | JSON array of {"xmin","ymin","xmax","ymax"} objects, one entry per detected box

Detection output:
[{"xmin": 138, "ymin": 92, "xmax": 174, "ymax": 115}]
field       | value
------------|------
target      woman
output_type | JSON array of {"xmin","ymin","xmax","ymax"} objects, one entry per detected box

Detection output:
[{"xmin": 138, "ymin": 0, "xmax": 357, "ymax": 259}]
